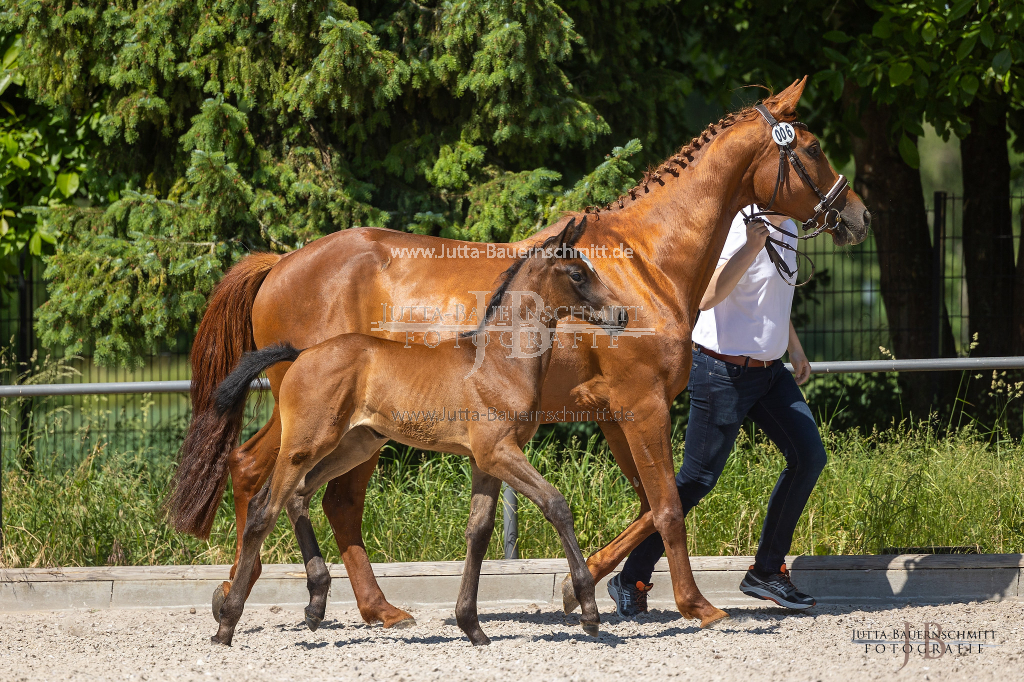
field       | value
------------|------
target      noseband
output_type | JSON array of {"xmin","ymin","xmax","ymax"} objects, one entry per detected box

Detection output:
[{"xmin": 743, "ymin": 103, "xmax": 849, "ymax": 286}]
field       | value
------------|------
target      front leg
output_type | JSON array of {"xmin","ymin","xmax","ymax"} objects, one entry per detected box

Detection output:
[
  {"xmin": 477, "ymin": 443, "xmax": 600, "ymax": 637},
  {"xmin": 561, "ymin": 418, "xmax": 655, "ymax": 613},
  {"xmin": 455, "ymin": 461, "xmax": 502, "ymax": 646},
  {"xmin": 623, "ymin": 397, "xmax": 727, "ymax": 628}
]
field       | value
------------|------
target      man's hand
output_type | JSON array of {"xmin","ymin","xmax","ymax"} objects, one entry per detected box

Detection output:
[
  {"xmin": 790, "ymin": 347, "xmax": 811, "ymax": 385},
  {"xmin": 700, "ymin": 217, "xmax": 772, "ymax": 310},
  {"xmin": 745, "ymin": 218, "xmax": 770, "ymax": 250},
  {"xmin": 787, "ymin": 320, "xmax": 810, "ymax": 385}
]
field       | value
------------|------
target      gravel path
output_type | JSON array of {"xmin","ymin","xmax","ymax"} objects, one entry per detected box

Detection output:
[{"xmin": 1, "ymin": 600, "xmax": 1020, "ymax": 681}]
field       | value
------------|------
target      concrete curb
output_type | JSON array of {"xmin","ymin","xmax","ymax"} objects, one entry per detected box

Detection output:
[{"xmin": 1, "ymin": 554, "xmax": 1021, "ymax": 612}]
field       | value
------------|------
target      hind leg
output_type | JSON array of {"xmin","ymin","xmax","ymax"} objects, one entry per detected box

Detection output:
[
  {"xmin": 213, "ymin": 406, "xmax": 282, "ymax": 622},
  {"xmin": 284, "ymin": 427, "xmax": 392, "ymax": 631},
  {"xmin": 455, "ymin": 461, "xmax": 502, "ymax": 645},
  {"xmin": 213, "ymin": 476, "xmax": 288, "ymax": 645},
  {"xmin": 285, "ymin": 491, "xmax": 331, "ymax": 633},
  {"xmin": 214, "ymin": 414, "xmax": 348, "ymax": 645},
  {"xmin": 322, "ymin": 452, "xmax": 415, "ymax": 628}
]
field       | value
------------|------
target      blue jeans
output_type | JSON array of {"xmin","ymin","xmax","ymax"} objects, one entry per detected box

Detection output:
[{"xmin": 620, "ymin": 347, "xmax": 827, "ymax": 584}]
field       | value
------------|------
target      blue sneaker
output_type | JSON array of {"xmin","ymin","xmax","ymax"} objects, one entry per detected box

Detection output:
[{"xmin": 606, "ymin": 573, "xmax": 652, "ymax": 618}]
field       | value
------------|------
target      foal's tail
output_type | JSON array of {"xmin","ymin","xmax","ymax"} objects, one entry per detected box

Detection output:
[
  {"xmin": 213, "ymin": 344, "xmax": 303, "ymax": 419},
  {"xmin": 167, "ymin": 253, "xmax": 281, "ymax": 538}
]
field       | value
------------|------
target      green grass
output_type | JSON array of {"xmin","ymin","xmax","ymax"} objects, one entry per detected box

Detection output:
[{"xmin": 3, "ymin": 422, "xmax": 1024, "ymax": 568}]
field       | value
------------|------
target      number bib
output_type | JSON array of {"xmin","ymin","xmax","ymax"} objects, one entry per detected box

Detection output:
[{"xmin": 771, "ymin": 122, "xmax": 796, "ymax": 146}]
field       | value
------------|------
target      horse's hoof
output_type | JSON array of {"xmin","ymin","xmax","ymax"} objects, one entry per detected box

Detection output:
[
  {"xmin": 387, "ymin": 616, "xmax": 417, "ymax": 630},
  {"xmin": 582, "ymin": 621, "xmax": 600, "ymax": 637},
  {"xmin": 560, "ymin": 573, "xmax": 579, "ymax": 614},
  {"xmin": 700, "ymin": 608, "xmax": 729, "ymax": 629},
  {"xmin": 212, "ymin": 583, "xmax": 228, "ymax": 623},
  {"xmin": 304, "ymin": 613, "xmax": 322, "ymax": 632},
  {"xmin": 469, "ymin": 632, "xmax": 491, "ymax": 646},
  {"xmin": 210, "ymin": 634, "xmax": 232, "ymax": 646}
]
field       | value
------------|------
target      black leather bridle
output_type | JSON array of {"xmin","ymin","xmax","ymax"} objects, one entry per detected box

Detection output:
[{"xmin": 743, "ymin": 103, "xmax": 849, "ymax": 286}]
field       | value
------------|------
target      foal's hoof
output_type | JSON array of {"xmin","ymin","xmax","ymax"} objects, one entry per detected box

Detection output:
[
  {"xmin": 304, "ymin": 611, "xmax": 323, "ymax": 633},
  {"xmin": 468, "ymin": 632, "xmax": 491, "ymax": 646},
  {"xmin": 212, "ymin": 582, "xmax": 229, "ymax": 623},
  {"xmin": 560, "ymin": 573, "xmax": 579, "ymax": 614}
]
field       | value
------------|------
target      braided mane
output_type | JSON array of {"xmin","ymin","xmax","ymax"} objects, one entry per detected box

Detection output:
[{"xmin": 582, "ymin": 97, "xmax": 796, "ymax": 216}]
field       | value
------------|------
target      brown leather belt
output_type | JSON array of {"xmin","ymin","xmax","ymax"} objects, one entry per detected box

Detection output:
[{"xmin": 693, "ymin": 343, "xmax": 776, "ymax": 368}]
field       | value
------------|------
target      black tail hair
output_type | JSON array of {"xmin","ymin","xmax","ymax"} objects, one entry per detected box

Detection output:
[{"xmin": 214, "ymin": 343, "xmax": 302, "ymax": 416}]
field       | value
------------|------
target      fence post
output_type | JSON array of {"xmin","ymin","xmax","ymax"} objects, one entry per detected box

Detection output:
[
  {"xmin": 0, "ymin": 396, "xmax": 3, "ymax": 550},
  {"xmin": 16, "ymin": 249, "xmax": 34, "ymax": 471},
  {"xmin": 932, "ymin": 191, "xmax": 947, "ymax": 358},
  {"xmin": 502, "ymin": 483, "xmax": 519, "ymax": 559}
]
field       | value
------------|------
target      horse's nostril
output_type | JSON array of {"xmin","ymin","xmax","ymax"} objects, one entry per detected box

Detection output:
[{"xmin": 863, "ymin": 209, "xmax": 872, "ymax": 226}]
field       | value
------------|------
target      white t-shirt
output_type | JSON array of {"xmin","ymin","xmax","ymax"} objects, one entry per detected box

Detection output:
[{"xmin": 691, "ymin": 206, "xmax": 798, "ymax": 361}]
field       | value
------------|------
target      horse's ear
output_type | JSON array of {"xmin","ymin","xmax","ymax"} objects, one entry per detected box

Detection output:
[
  {"xmin": 766, "ymin": 76, "xmax": 807, "ymax": 121},
  {"xmin": 557, "ymin": 217, "xmax": 577, "ymax": 250},
  {"xmin": 565, "ymin": 215, "xmax": 587, "ymax": 248}
]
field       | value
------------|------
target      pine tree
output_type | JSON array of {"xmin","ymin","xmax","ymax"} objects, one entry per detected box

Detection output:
[{"xmin": 2, "ymin": 1, "xmax": 646, "ymax": 365}]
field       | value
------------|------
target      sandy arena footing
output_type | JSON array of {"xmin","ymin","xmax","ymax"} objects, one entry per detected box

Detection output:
[
  {"xmin": 1, "ymin": 556, "xmax": 1021, "ymax": 680},
  {"xmin": 1, "ymin": 600, "xmax": 1022, "ymax": 681}
]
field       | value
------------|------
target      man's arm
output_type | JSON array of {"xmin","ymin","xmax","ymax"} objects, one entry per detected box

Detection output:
[
  {"xmin": 700, "ymin": 213, "xmax": 796, "ymax": 310},
  {"xmin": 699, "ymin": 219, "xmax": 769, "ymax": 310},
  {"xmin": 788, "ymin": 320, "xmax": 811, "ymax": 385}
]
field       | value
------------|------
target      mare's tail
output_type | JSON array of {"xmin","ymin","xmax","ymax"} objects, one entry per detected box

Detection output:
[{"xmin": 166, "ymin": 253, "xmax": 281, "ymax": 538}]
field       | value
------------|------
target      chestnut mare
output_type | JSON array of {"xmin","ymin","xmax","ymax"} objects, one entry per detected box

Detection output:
[
  {"xmin": 170, "ymin": 77, "xmax": 869, "ymax": 631},
  {"xmin": 198, "ymin": 218, "xmax": 621, "ymax": 646}
]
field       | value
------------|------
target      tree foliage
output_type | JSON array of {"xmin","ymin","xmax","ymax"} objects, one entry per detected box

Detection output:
[
  {"xmin": 4, "ymin": 0, "xmax": 1024, "ymax": 371},
  {"xmin": 0, "ymin": 1, "xmax": 651, "ymax": 365},
  {"xmin": 818, "ymin": 0, "xmax": 1024, "ymax": 167},
  {"xmin": 0, "ymin": 34, "xmax": 97, "ymax": 289}
]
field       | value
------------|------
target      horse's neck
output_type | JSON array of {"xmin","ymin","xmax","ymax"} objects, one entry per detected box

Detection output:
[
  {"xmin": 602, "ymin": 126, "xmax": 762, "ymax": 321},
  {"xmin": 476, "ymin": 308, "xmax": 561, "ymax": 393}
]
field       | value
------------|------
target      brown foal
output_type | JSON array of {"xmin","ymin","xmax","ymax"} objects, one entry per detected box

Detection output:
[
  {"xmin": 170, "ymin": 77, "xmax": 869, "ymax": 631},
  {"xmin": 200, "ymin": 218, "xmax": 623, "ymax": 646}
]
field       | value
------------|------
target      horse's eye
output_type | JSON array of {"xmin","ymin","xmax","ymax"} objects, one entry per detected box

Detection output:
[
  {"xmin": 570, "ymin": 271, "xmax": 584, "ymax": 282},
  {"xmin": 806, "ymin": 143, "xmax": 821, "ymax": 159}
]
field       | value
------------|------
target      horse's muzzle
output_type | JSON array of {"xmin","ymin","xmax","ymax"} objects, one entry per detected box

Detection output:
[{"xmin": 600, "ymin": 306, "xmax": 629, "ymax": 333}]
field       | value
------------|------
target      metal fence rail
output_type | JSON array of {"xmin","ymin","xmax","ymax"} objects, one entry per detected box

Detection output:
[{"xmin": 3, "ymin": 357, "xmax": 1021, "ymax": 400}]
